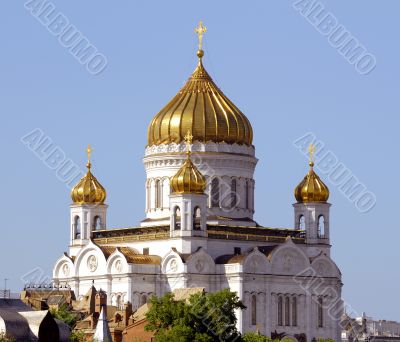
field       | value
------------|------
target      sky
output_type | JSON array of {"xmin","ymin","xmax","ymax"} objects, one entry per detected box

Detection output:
[{"xmin": 1, "ymin": 0, "xmax": 399, "ymax": 321}]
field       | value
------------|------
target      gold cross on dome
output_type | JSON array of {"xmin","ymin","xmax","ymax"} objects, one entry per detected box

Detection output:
[
  {"xmin": 184, "ymin": 130, "xmax": 193, "ymax": 154},
  {"xmin": 308, "ymin": 143, "xmax": 315, "ymax": 163},
  {"xmin": 195, "ymin": 21, "xmax": 207, "ymax": 50},
  {"xmin": 86, "ymin": 144, "xmax": 92, "ymax": 162}
]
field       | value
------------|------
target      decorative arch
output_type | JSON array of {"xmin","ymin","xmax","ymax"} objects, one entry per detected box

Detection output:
[
  {"xmin": 242, "ymin": 247, "xmax": 271, "ymax": 274},
  {"xmin": 186, "ymin": 248, "xmax": 215, "ymax": 274},
  {"xmin": 74, "ymin": 240, "xmax": 108, "ymax": 277},
  {"xmin": 270, "ymin": 238, "xmax": 310, "ymax": 275},
  {"xmin": 298, "ymin": 215, "xmax": 305, "ymax": 230},
  {"xmin": 53, "ymin": 253, "xmax": 75, "ymax": 279}
]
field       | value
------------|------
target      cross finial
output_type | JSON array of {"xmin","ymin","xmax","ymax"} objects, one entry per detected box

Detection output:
[
  {"xmin": 308, "ymin": 143, "xmax": 315, "ymax": 166},
  {"xmin": 195, "ymin": 21, "xmax": 207, "ymax": 52},
  {"xmin": 184, "ymin": 130, "xmax": 193, "ymax": 155},
  {"xmin": 86, "ymin": 144, "xmax": 92, "ymax": 169}
]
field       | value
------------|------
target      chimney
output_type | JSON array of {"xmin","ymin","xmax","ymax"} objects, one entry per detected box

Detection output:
[{"xmin": 123, "ymin": 302, "xmax": 133, "ymax": 326}]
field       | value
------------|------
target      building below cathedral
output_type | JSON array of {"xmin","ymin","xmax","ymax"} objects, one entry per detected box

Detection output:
[{"xmin": 52, "ymin": 22, "xmax": 343, "ymax": 341}]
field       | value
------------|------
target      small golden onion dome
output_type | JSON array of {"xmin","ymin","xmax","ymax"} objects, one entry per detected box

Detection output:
[
  {"xmin": 170, "ymin": 130, "xmax": 206, "ymax": 194},
  {"xmin": 71, "ymin": 146, "xmax": 106, "ymax": 205},
  {"xmin": 147, "ymin": 23, "xmax": 253, "ymax": 146},
  {"xmin": 170, "ymin": 157, "xmax": 206, "ymax": 194},
  {"xmin": 294, "ymin": 161, "xmax": 330, "ymax": 203}
]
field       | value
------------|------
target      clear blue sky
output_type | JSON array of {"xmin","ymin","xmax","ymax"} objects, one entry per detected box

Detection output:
[{"xmin": 1, "ymin": 1, "xmax": 399, "ymax": 320}]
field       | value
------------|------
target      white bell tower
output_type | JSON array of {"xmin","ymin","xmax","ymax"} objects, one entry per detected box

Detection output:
[
  {"xmin": 169, "ymin": 131, "xmax": 207, "ymax": 240},
  {"xmin": 293, "ymin": 144, "xmax": 331, "ymax": 247},
  {"xmin": 69, "ymin": 145, "xmax": 108, "ymax": 256}
]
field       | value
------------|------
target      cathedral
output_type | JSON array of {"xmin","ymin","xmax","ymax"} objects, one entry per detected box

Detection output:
[{"xmin": 53, "ymin": 22, "xmax": 343, "ymax": 341}]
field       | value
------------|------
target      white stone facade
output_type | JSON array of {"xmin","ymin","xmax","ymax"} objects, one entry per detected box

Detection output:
[{"xmin": 53, "ymin": 140, "xmax": 343, "ymax": 341}]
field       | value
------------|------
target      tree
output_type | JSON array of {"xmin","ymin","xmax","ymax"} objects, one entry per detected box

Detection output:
[
  {"xmin": 145, "ymin": 289, "xmax": 246, "ymax": 342},
  {"xmin": 50, "ymin": 304, "xmax": 79, "ymax": 328},
  {"xmin": 242, "ymin": 332, "xmax": 271, "ymax": 342}
]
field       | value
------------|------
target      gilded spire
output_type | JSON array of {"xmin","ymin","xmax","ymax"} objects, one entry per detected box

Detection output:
[
  {"xmin": 194, "ymin": 21, "xmax": 207, "ymax": 58},
  {"xmin": 86, "ymin": 144, "xmax": 92, "ymax": 169},
  {"xmin": 294, "ymin": 144, "xmax": 329, "ymax": 203},
  {"xmin": 308, "ymin": 143, "xmax": 315, "ymax": 166},
  {"xmin": 71, "ymin": 145, "xmax": 107, "ymax": 205}
]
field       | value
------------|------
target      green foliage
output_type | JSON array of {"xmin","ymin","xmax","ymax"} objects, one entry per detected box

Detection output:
[
  {"xmin": 50, "ymin": 304, "xmax": 79, "ymax": 328},
  {"xmin": 242, "ymin": 332, "xmax": 271, "ymax": 342},
  {"xmin": 70, "ymin": 330, "xmax": 85, "ymax": 342},
  {"xmin": 0, "ymin": 332, "xmax": 15, "ymax": 342},
  {"xmin": 317, "ymin": 339, "xmax": 336, "ymax": 342},
  {"xmin": 145, "ymin": 289, "xmax": 245, "ymax": 342}
]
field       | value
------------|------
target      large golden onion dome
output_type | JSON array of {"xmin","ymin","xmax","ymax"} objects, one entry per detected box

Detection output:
[
  {"xmin": 170, "ymin": 131, "xmax": 207, "ymax": 194},
  {"xmin": 294, "ymin": 144, "xmax": 329, "ymax": 203},
  {"xmin": 147, "ymin": 22, "xmax": 253, "ymax": 146},
  {"xmin": 71, "ymin": 145, "xmax": 106, "ymax": 205}
]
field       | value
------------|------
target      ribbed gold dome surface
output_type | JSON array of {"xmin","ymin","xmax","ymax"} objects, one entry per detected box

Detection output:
[
  {"xmin": 71, "ymin": 146, "xmax": 106, "ymax": 205},
  {"xmin": 170, "ymin": 155, "xmax": 206, "ymax": 194},
  {"xmin": 147, "ymin": 51, "xmax": 253, "ymax": 146},
  {"xmin": 295, "ymin": 161, "xmax": 329, "ymax": 203}
]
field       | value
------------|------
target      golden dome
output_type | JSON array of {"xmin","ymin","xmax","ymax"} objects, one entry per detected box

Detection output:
[
  {"xmin": 147, "ymin": 24, "xmax": 253, "ymax": 146},
  {"xmin": 170, "ymin": 131, "xmax": 207, "ymax": 194},
  {"xmin": 71, "ymin": 146, "xmax": 106, "ymax": 205},
  {"xmin": 294, "ymin": 161, "xmax": 330, "ymax": 203}
]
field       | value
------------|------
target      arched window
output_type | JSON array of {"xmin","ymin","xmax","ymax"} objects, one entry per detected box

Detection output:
[
  {"xmin": 193, "ymin": 207, "xmax": 201, "ymax": 230},
  {"xmin": 285, "ymin": 296, "xmax": 290, "ymax": 326},
  {"xmin": 155, "ymin": 179, "xmax": 162, "ymax": 209},
  {"xmin": 211, "ymin": 178, "xmax": 220, "ymax": 207},
  {"xmin": 299, "ymin": 215, "xmax": 305, "ymax": 230},
  {"xmin": 74, "ymin": 216, "xmax": 81, "ymax": 239},
  {"xmin": 318, "ymin": 215, "xmax": 325, "ymax": 238},
  {"xmin": 140, "ymin": 294, "xmax": 147, "ymax": 306},
  {"xmin": 251, "ymin": 294, "xmax": 257, "ymax": 326},
  {"xmin": 278, "ymin": 296, "xmax": 283, "ymax": 326},
  {"xmin": 292, "ymin": 297, "xmax": 297, "ymax": 326},
  {"xmin": 116, "ymin": 295, "xmax": 121, "ymax": 309},
  {"xmin": 318, "ymin": 297, "xmax": 324, "ymax": 327},
  {"xmin": 230, "ymin": 179, "xmax": 237, "ymax": 209},
  {"xmin": 93, "ymin": 216, "xmax": 102, "ymax": 230},
  {"xmin": 174, "ymin": 207, "xmax": 181, "ymax": 230}
]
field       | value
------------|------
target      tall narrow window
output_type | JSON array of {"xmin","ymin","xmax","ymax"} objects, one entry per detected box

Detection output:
[
  {"xmin": 155, "ymin": 179, "xmax": 162, "ymax": 209},
  {"xmin": 245, "ymin": 180, "xmax": 250, "ymax": 209},
  {"xmin": 174, "ymin": 207, "xmax": 181, "ymax": 230},
  {"xmin": 285, "ymin": 296, "xmax": 290, "ymax": 326},
  {"xmin": 74, "ymin": 216, "xmax": 81, "ymax": 239},
  {"xmin": 93, "ymin": 216, "xmax": 102, "ymax": 230},
  {"xmin": 211, "ymin": 178, "xmax": 220, "ymax": 207},
  {"xmin": 299, "ymin": 215, "xmax": 305, "ymax": 230},
  {"xmin": 278, "ymin": 296, "xmax": 283, "ymax": 326},
  {"xmin": 146, "ymin": 181, "xmax": 150, "ymax": 211},
  {"xmin": 292, "ymin": 297, "xmax": 297, "ymax": 326},
  {"xmin": 318, "ymin": 297, "xmax": 323, "ymax": 327},
  {"xmin": 230, "ymin": 179, "xmax": 237, "ymax": 208},
  {"xmin": 318, "ymin": 215, "xmax": 325, "ymax": 238},
  {"xmin": 193, "ymin": 207, "xmax": 201, "ymax": 230},
  {"xmin": 251, "ymin": 294, "xmax": 257, "ymax": 326}
]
